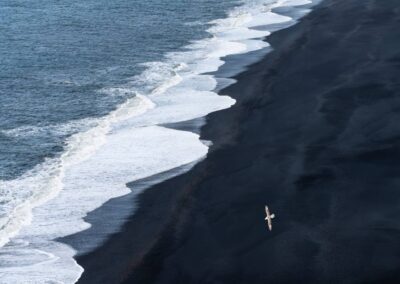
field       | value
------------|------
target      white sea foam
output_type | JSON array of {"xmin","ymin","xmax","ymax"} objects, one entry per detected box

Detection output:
[
  {"xmin": 98, "ymin": 87, "xmax": 137, "ymax": 97},
  {"xmin": 0, "ymin": 118, "xmax": 97, "ymax": 138},
  {"xmin": 0, "ymin": 0, "xmax": 319, "ymax": 283}
]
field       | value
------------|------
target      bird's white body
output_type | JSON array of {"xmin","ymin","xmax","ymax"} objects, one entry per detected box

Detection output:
[{"xmin": 264, "ymin": 206, "xmax": 275, "ymax": 231}]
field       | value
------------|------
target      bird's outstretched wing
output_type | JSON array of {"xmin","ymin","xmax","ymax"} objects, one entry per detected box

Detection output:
[
  {"xmin": 267, "ymin": 219, "xmax": 272, "ymax": 231},
  {"xmin": 265, "ymin": 205, "xmax": 270, "ymax": 216}
]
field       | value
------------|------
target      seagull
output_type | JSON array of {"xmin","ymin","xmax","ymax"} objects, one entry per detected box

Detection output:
[{"xmin": 265, "ymin": 205, "xmax": 275, "ymax": 231}]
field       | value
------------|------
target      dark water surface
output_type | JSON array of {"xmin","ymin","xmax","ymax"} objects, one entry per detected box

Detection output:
[{"xmin": 0, "ymin": 0, "xmax": 239, "ymax": 179}]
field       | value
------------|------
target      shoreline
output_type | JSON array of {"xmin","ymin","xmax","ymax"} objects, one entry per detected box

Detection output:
[
  {"xmin": 72, "ymin": 2, "xmax": 323, "ymax": 283},
  {"xmin": 76, "ymin": 0, "xmax": 400, "ymax": 283}
]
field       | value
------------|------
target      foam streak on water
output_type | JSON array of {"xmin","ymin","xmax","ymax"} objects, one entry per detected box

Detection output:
[{"xmin": 0, "ymin": 0, "xmax": 317, "ymax": 282}]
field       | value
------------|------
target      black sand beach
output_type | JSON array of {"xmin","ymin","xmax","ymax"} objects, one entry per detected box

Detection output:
[{"xmin": 76, "ymin": 0, "xmax": 400, "ymax": 283}]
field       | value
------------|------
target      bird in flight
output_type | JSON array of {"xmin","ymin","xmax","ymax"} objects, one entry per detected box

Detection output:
[{"xmin": 265, "ymin": 205, "xmax": 275, "ymax": 231}]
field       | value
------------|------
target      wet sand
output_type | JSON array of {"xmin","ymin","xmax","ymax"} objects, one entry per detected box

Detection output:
[{"xmin": 76, "ymin": 0, "xmax": 400, "ymax": 283}]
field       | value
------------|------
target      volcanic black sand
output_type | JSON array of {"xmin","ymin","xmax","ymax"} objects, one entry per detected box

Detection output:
[{"xmin": 76, "ymin": 0, "xmax": 400, "ymax": 283}]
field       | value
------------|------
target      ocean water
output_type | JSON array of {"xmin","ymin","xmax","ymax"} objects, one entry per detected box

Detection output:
[{"xmin": 0, "ymin": 0, "xmax": 317, "ymax": 282}]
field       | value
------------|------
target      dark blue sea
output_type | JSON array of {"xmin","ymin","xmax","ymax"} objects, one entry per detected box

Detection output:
[{"xmin": 0, "ymin": 0, "xmax": 244, "ymax": 180}]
